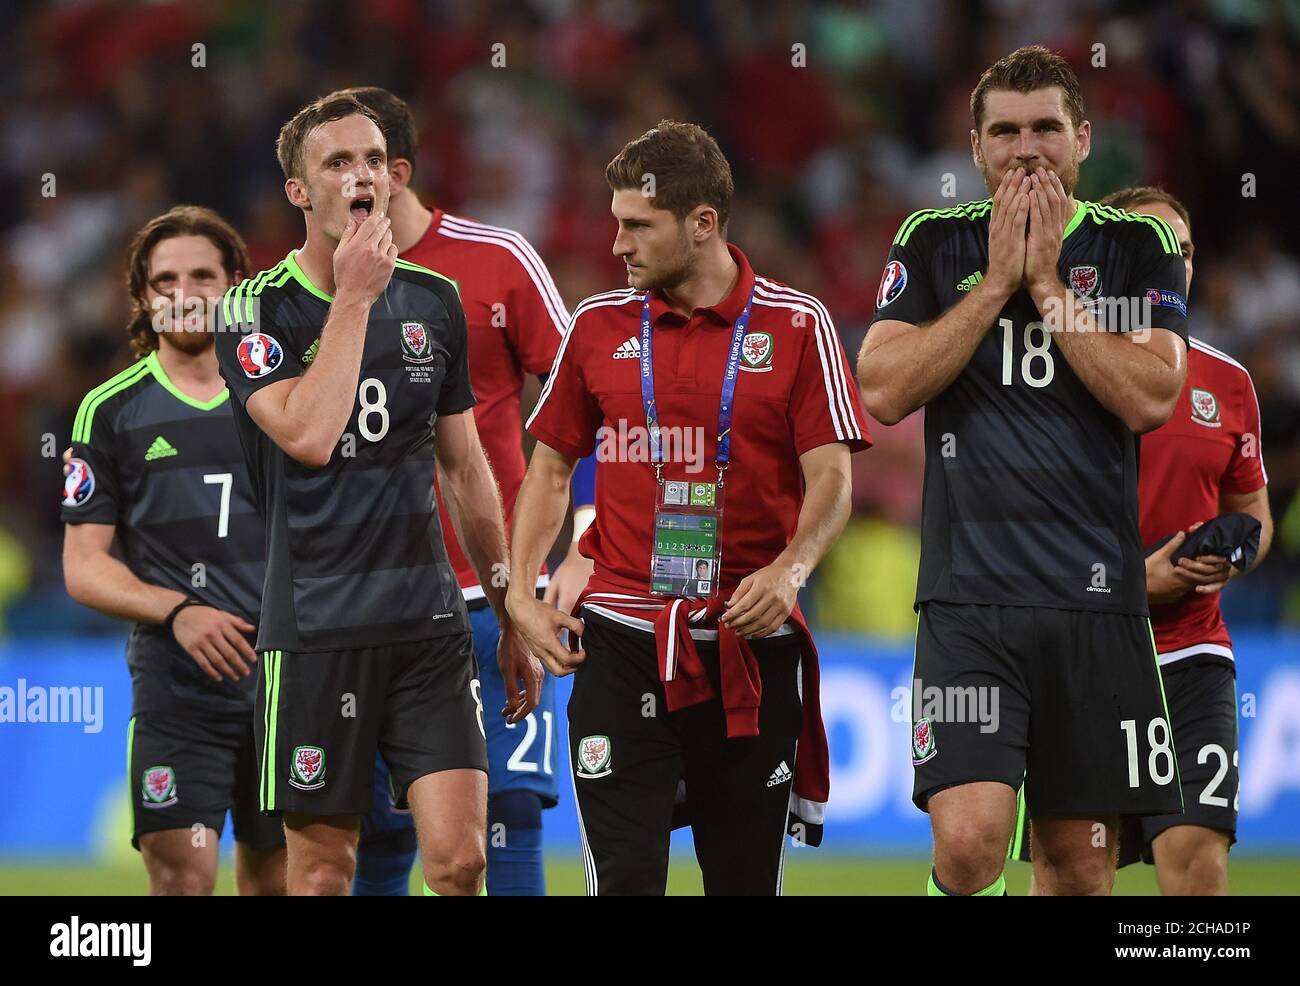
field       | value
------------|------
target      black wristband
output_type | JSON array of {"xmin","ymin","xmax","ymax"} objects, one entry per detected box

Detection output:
[{"xmin": 163, "ymin": 597, "xmax": 205, "ymax": 635}]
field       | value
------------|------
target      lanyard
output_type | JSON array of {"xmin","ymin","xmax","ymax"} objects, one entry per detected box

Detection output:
[{"xmin": 639, "ymin": 285, "xmax": 755, "ymax": 487}]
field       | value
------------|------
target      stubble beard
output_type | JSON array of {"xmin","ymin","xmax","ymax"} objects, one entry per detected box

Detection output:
[
  {"xmin": 159, "ymin": 323, "xmax": 216, "ymax": 356},
  {"xmin": 638, "ymin": 226, "xmax": 696, "ymax": 294},
  {"xmin": 982, "ymin": 154, "xmax": 1081, "ymax": 199}
]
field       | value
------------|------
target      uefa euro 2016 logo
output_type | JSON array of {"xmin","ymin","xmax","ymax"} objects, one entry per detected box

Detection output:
[
  {"xmin": 62, "ymin": 458, "xmax": 95, "ymax": 507},
  {"xmin": 876, "ymin": 260, "xmax": 907, "ymax": 309},
  {"xmin": 236, "ymin": 333, "xmax": 284, "ymax": 379}
]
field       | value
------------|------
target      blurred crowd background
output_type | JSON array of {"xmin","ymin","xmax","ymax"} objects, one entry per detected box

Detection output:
[{"xmin": 2, "ymin": 0, "xmax": 1298, "ymax": 639}]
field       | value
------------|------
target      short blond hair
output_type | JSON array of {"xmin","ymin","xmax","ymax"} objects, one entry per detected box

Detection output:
[{"xmin": 276, "ymin": 93, "xmax": 382, "ymax": 181}]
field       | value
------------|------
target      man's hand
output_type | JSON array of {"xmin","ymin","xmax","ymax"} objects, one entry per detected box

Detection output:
[
  {"xmin": 171, "ymin": 606, "xmax": 258, "ymax": 682},
  {"xmin": 544, "ymin": 542, "xmax": 595, "ymax": 616},
  {"xmin": 1146, "ymin": 522, "xmax": 1240, "ymax": 606},
  {"xmin": 1167, "ymin": 521, "xmax": 1237, "ymax": 594},
  {"xmin": 985, "ymin": 166, "xmax": 1031, "ymax": 297},
  {"xmin": 496, "ymin": 618, "xmax": 543, "ymax": 724},
  {"xmin": 721, "ymin": 561, "xmax": 801, "ymax": 639},
  {"xmin": 1177, "ymin": 553, "xmax": 1237, "ymax": 594},
  {"xmin": 333, "ymin": 211, "xmax": 397, "ymax": 305},
  {"xmin": 1146, "ymin": 531, "xmax": 1197, "ymax": 605},
  {"xmin": 506, "ymin": 592, "xmax": 586, "ymax": 678},
  {"xmin": 1025, "ymin": 168, "xmax": 1069, "ymax": 296}
]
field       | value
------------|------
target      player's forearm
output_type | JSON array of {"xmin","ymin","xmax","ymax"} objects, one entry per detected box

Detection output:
[
  {"xmin": 440, "ymin": 450, "xmax": 511, "ymax": 618},
  {"xmin": 771, "ymin": 457, "xmax": 853, "ymax": 581},
  {"xmin": 508, "ymin": 450, "xmax": 577, "ymax": 608},
  {"xmin": 63, "ymin": 546, "xmax": 185, "ymax": 626},
  {"xmin": 1253, "ymin": 515, "xmax": 1274, "ymax": 572},
  {"xmin": 1227, "ymin": 490, "xmax": 1274, "ymax": 573},
  {"xmin": 281, "ymin": 295, "xmax": 371, "ymax": 464},
  {"xmin": 1033, "ymin": 280, "xmax": 1184, "ymax": 433},
  {"xmin": 859, "ymin": 281, "xmax": 1008, "ymax": 423}
]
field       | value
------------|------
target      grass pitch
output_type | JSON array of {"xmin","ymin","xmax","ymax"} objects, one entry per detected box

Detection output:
[{"xmin": 2, "ymin": 856, "xmax": 1297, "ymax": 895}]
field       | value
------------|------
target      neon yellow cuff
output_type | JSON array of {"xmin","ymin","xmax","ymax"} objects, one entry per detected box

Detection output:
[{"xmin": 423, "ymin": 882, "xmax": 488, "ymax": 896}]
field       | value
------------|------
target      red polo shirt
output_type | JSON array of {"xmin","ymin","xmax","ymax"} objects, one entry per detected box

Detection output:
[
  {"xmin": 1140, "ymin": 338, "xmax": 1267, "ymax": 666},
  {"xmin": 526, "ymin": 244, "xmax": 871, "ymax": 602},
  {"xmin": 403, "ymin": 209, "xmax": 570, "ymax": 598}
]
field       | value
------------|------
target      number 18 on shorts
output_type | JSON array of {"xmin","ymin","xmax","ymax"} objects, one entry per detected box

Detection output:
[{"xmin": 911, "ymin": 602, "xmax": 1184, "ymax": 818}]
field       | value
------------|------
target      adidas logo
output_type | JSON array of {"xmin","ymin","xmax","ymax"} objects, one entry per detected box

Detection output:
[
  {"xmin": 302, "ymin": 337, "xmax": 320, "ymax": 365},
  {"xmin": 766, "ymin": 760, "xmax": 792, "ymax": 788},
  {"xmin": 956, "ymin": 271, "xmax": 984, "ymax": 292},
  {"xmin": 611, "ymin": 336, "xmax": 641, "ymax": 359},
  {"xmin": 144, "ymin": 436, "xmax": 177, "ymax": 461}
]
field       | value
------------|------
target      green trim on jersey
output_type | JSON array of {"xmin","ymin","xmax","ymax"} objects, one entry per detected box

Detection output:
[
  {"xmin": 220, "ymin": 283, "xmax": 236, "ymax": 328},
  {"xmin": 221, "ymin": 254, "xmax": 461, "ymax": 328},
  {"xmin": 1008, "ymin": 783, "xmax": 1028, "ymax": 860},
  {"xmin": 1148, "ymin": 619, "xmax": 1172, "ymax": 717},
  {"xmin": 1061, "ymin": 198, "xmax": 1087, "ymax": 241},
  {"xmin": 222, "ymin": 260, "xmax": 291, "ymax": 326},
  {"xmin": 894, "ymin": 199, "xmax": 993, "ymax": 246},
  {"xmin": 1146, "ymin": 619, "xmax": 1184, "ymax": 811},
  {"xmin": 73, "ymin": 359, "xmax": 153, "ymax": 444},
  {"xmin": 126, "ymin": 715, "xmax": 136, "ymax": 815},
  {"xmin": 284, "ymin": 250, "xmax": 333, "ymax": 303},
  {"xmin": 260, "ymin": 650, "xmax": 282, "ymax": 811},
  {"xmin": 1083, "ymin": 201, "xmax": 1180, "ymax": 255},
  {"xmin": 894, "ymin": 197, "xmax": 1090, "ymax": 249},
  {"xmin": 145, "ymin": 352, "xmax": 230, "ymax": 412},
  {"xmin": 242, "ymin": 260, "xmax": 291, "ymax": 321},
  {"xmin": 908, "ymin": 614, "xmax": 921, "ymax": 701},
  {"xmin": 394, "ymin": 257, "xmax": 460, "ymax": 297}
]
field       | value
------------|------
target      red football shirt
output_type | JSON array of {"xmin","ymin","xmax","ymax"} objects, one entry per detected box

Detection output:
[
  {"xmin": 403, "ymin": 209, "xmax": 570, "ymax": 597},
  {"xmin": 526, "ymin": 245, "xmax": 871, "ymax": 608},
  {"xmin": 1140, "ymin": 338, "xmax": 1267, "ymax": 664}
]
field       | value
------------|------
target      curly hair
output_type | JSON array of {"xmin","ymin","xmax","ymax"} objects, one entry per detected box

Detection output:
[{"xmin": 124, "ymin": 205, "xmax": 249, "ymax": 358}]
